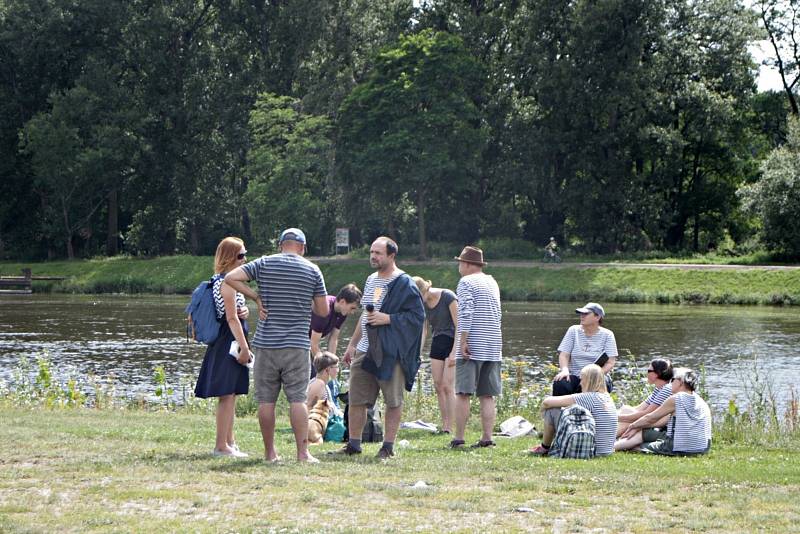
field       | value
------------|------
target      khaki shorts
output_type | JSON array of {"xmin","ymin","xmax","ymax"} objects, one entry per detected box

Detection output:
[
  {"xmin": 253, "ymin": 347, "xmax": 310, "ymax": 404},
  {"xmin": 455, "ymin": 359, "xmax": 502, "ymax": 397},
  {"xmin": 348, "ymin": 351, "xmax": 405, "ymax": 409}
]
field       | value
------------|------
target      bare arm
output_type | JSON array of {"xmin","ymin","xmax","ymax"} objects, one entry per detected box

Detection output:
[
  {"xmin": 447, "ymin": 300, "xmax": 458, "ymax": 365},
  {"xmin": 420, "ymin": 321, "xmax": 427, "ymax": 358},
  {"xmin": 622, "ymin": 397, "xmax": 676, "ymax": 438},
  {"xmin": 602, "ymin": 356, "xmax": 616, "ymax": 374},
  {"xmin": 224, "ymin": 267, "xmax": 258, "ymax": 301},
  {"xmin": 306, "ymin": 380, "xmax": 324, "ymax": 409},
  {"xmin": 310, "ymin": 330, "xmax": 323, "ymax": 357},
  {"xmin": 312, "ymin": 295, "xmax": 329, "ymax": 317},
  {"xmin": 221, "ymin": 283, "xmax": 251, "ymax": 366},
  {"xmin": 327, "ymin": 328, "xmax": 340, "ymax": 355},
  {"xmin": 618, "ymin": 402, "xmax": 658, "ymax": 423},
  {"xmin": 343, "ymin": 313, "xmax": 363, "ymax": 365},
  {"xmin": 554, "ymin": 351, "xmax": 571, "ymax": 381},
  {"xmin": 542, "ymin": 394, "xmax": 576, "ymax": 410}
]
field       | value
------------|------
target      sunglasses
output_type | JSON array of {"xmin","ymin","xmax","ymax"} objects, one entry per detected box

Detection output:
[{"xmin": 237, "ymin": 251, "xmax": 247, "ymax": 260}]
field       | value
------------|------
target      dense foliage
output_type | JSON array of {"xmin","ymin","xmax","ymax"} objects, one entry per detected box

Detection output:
[{"xmin": 0, "ymin": 0, "xmax": 794, "ymax": 259}]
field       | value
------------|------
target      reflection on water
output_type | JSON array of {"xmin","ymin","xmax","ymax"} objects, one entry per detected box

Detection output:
[{"xmin": 1, "ymin": 295, "xmax": 798, "ymax": 408}]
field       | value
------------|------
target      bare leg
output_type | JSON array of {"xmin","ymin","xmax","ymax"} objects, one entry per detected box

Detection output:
[
  {"xmin": 288, "ymin": 401, "xmax": 315, "ymax": 461},
  {"xmin": 215, "ymin": 395, "xmax": 235, "ymax": 453},
  {"xmin": 430, "ymin": 359, "xmax": 451, "ymax": 431},
  {"xmin": 454, "ymin": 394, "xmax": 471, "ymax": 442},
  {"xmin": 384, "ymin": 405, "xmax": 403, "ymax": 443},
  {"xmin": 479, "ymin": 396, "xmax": 496, "ymax": 442},
  {"xmin": 349, "ymin": 404, "xmax": 368, "ymax": 443},
  {"xmin": 257, "ymin": 402, "xmax": 279, "ymax": 461},
  {"xmin": 541, "ymin": 408, "xmax": 560, "ymax": 447},
  {"xmin": 614, "ymin": 430, "xmax": 644, "ymax": 451},
  {"xmin": 442, "ymin": 363, "xmax": 455, "ymax": 432}
]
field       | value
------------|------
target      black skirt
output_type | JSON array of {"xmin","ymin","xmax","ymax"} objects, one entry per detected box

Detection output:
[{"xmin": 194, "ymin": 319, "xmax": 249, "ymax": 398}]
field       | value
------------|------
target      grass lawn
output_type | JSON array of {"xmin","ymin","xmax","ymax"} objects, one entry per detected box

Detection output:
[
  {"xmin": 3, "ymin": 256, "xmax": 800, "ymax": 305},
  {"xmin": 1, "ymin": 406, "xmax": 798, "ymax": 532}
]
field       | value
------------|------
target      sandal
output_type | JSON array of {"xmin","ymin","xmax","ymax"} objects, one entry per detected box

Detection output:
[
  {"xmin": 448, "ymin": 439, "xmax": 466, "ymax": 449},
  {"xmin": 470, "ymin": 440, "xmax": 496, "ymax": 448}
]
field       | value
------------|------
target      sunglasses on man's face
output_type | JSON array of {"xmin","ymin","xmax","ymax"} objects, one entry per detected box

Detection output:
[{"xmin": 237, "ymin": 252, "xmax": 247, "ymax": 260}]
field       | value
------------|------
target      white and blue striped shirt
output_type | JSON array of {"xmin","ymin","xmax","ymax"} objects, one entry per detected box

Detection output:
[
  {"xmin": 242, "ymin": 253, "xmax": 327, "ymax": 349},
  {"xmin": 455, "ymin": 273, "xmax": 502, "ymax": 362},
  {"xmin": 557, "ymin": 325, "xmax": 618, "ymax": 377},
  {"xmin": 355, "ymin": 271, "xmax": 401, "ymax": 353},
  {"xmin": 212, "ymin": 276, "xmax": 245, "ymax": 319},
  {"xmin": 644, "ymin": 382, "xmax": 672, "ymax": 406},
  {"xmin": 667, "ymin": 392, "xmax": 712, "ymax": 453},
  {"xmin": 573, "ymin": 392, "xmax": 618, "ymax": 456}
]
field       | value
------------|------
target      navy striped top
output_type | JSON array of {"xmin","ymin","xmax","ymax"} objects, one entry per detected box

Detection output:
[
  {"xmin": 667, "ymin": 392, "xmax": 712, "ymax": 453},
  {"xmin": 242, "ymin": 253, "xmax": 327, "ymax": 349},
  {"xmin": 644, "ymin": 382, "xmax": 672, "ymax": 406},
  {"xmin": 455, "ymin": 273, "xmax": 502, "ymax": 362},
  {"xmin": 573, "ymin": 391, "xmax": 618, "ymax": 456},
  {"xmin": 212, "ymin": 276, "xmax": 246, "ymax": 319}
]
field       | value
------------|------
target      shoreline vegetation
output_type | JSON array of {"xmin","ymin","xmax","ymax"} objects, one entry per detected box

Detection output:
[
  {"xmin": 2, "ymin": 255, "xmax": 800, "ymax": 305},
  {"xmin": 2, "ymin": 353, "xmax": 799, "ymax": 532}
]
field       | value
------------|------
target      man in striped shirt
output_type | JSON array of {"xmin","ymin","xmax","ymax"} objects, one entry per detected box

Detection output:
[
  {"xmin": 225, "ymin": 228, "xmax": 329, "ymax": 463},
  {"xmin": 336, "ymin": 237, "xmax": 425, "ymax": 459},
  {"xmin": 450, "ymin": 246, "xmax": 503, "ymax": 449}
]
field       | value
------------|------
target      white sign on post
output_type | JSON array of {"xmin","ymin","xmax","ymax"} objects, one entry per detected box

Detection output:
[{"xmin": 335, "ymin": 228, "xmax": 349, "ymax": 254}]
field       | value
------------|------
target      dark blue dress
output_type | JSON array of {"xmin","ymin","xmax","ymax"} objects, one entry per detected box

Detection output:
[{"xmin": 194, "ymin": 300, "xmax": 250, "ymax": 399}]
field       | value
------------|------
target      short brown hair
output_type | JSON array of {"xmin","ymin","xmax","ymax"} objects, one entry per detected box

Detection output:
[
  {"xmin": 214, "ymin": 237, "xmax": 245, "ymax": 274},
  {"xmin": 336, "ymin": 283, "xmax": 362, "ymax": 304},
  {"xmin": 375, "ymin": 236, "xmax": 398, "ymax": 256},
  {"xmin": 313, "ymin": 351, "xmax": 340, "ymax": 374}
]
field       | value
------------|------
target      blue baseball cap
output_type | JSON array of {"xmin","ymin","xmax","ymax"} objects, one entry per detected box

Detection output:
[{"xmin": 279, "ymin": 228, "xmax": 306, "ymax": 245}]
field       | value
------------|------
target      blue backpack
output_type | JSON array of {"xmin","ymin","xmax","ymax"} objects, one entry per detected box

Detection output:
[{"xmin": 185, "ymin": 274, "xmax": 223, "ymax": 344}]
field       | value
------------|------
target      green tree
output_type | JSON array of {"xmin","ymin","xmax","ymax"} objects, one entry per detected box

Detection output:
[
  {"xmin": 245, "ymin": 93, "xmax": 334, "ymax": 253},
  {"xmin": 337, "ymin": 30, "xmax": 486, "ymax": 256},
  {"xmin": 739, "ymin": 116, "xmax": 800, "ymax": 256}
]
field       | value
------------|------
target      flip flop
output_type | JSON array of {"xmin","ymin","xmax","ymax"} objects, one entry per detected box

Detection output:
[
  {"xmin": 448, "ymin": 439, "xmax": 466, "ymax": 449},
  {"xmin": 470, "ymin": 440, "xmax": 496, "ymax": 448}
]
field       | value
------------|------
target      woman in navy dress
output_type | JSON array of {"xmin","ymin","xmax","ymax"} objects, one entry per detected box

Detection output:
[{"xmin": 195, "ymin": 237, "xmax": 252, "ymax": 457}]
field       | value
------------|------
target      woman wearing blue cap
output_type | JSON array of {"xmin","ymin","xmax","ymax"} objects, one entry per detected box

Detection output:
[{"xmin": 551, "ymin": 302, "xmax": 618, "ymax": 396}]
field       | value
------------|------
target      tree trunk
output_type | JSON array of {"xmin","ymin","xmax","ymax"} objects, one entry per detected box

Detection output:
[
  {"xmin": 106, "ymin": 188, "xmax": 119, "ymax": 256},
  {"xmin": 62, "ymin": 201, "xmax": 74, "ymax": 260},
  {"xmin": 417, "ymin": 193, "xmax": 427, "ymax": 259}
]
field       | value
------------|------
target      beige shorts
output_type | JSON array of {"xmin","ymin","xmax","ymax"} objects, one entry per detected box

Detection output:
[
  {"xmin": 348, "ymin": 351, "xmax": 405, "ymax": 409},
  {"xmin": 253, "ymin": 347, "xmax": 310, "ymax": 404}
]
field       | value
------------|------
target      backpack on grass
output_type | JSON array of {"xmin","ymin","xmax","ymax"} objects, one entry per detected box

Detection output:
[
  {"xmin": 185, "ymin": 274, "xmax": 223, "ymax": 344},
  {"xmin": 549, "ymin": 404, "xmax": 596, "ymax": 459}
]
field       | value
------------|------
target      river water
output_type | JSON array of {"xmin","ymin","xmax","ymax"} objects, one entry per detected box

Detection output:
[{"xmin": 1, "ymin": 295, "xmax": 798, "ymax": 409}]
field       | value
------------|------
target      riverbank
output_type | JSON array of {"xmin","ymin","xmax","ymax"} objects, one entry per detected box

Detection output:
[
  {"xmin": 1, "ymin": 405, "xmax": 798, "ymax": 532},
  {"xmin": 2, "ymin": 256, "xmax": 800, "ymax": 305}
]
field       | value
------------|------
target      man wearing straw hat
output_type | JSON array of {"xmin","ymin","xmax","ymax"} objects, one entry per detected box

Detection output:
[{"xmin": 449, "ymin": 246, "xmax": 503, "ymax": 449}]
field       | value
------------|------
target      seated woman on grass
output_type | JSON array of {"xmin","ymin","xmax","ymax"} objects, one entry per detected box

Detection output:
[
  {"xmin": 620, "ymin": 367, "xmax": 712, "ymax": 456},
  {"xmin": 529, "ymin": 364, "xmax": 618, "ymax": 457},
  {"xmin": 614, "ymin": 358, "xmax": 673, "ymax": 451}
]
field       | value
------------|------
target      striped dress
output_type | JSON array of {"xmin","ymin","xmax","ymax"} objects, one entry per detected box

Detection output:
[
  {"xmin": 573, "ymin": 392, "xmax": 618, "ymax": 456},
  {"xmin": 667, "ymin": 392, "xmax": 712, "ymax": 453},
  {"xmin": 455, "ymin": 272, "xmax": 502, "ymax": 362}
]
